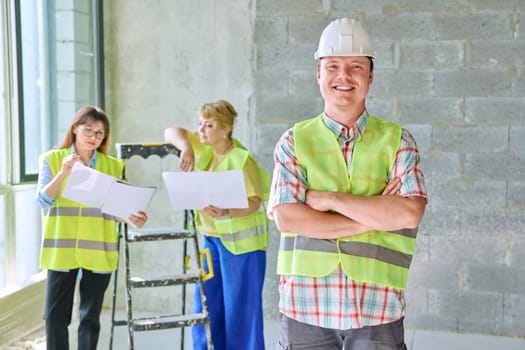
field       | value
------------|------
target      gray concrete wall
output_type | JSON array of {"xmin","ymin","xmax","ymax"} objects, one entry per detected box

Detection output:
[
  {"xmin": 103, "ymin": 0, "xmax": 256, "ymax": 312},
  {"xmin": 104, "ymin": 0, "xmax": 525, "ymax": 337}
]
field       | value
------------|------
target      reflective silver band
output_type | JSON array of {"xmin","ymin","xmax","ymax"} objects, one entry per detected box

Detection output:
[
  {"xmin": 280, "ymin": 235, "xmax": 337, "ymax": 253},
  {"xmin": 338, "ymin": 241, "xmax": 412, "ymax": 268},
  {"xmin": 78, "ymin": 239, "xmax": 118, "ymax": 251},
  {"xmin": 220, "ymin": 224, "xmax": 266, "ymax": 242},
  {"xmin": 391, "ymin": 228, "xmax": 418, "ymax": 239},
  {"xmin": 43, "ymin": 238, "xmax": 77, "ymax": 248},
  {"xmin": 46, "ymin": 206, "xmax": 115, "ymax": 220},
  {"xmin": 280, "ymin": 235, "xmax": 412, "ymax": 268},
  {"xmin": 42, "ymin": 238, "xmax": 118, "ymax": 252}
]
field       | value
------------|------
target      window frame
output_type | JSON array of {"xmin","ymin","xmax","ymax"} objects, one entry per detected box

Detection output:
[{"xmin": 14, "ymin": 0, "xmax": 106, "ymax": 183}]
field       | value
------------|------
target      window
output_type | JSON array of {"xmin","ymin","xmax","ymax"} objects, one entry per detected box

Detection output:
[
  {"xmin": 0, "ymin": 0, "xmax": 104, "ymax": 324},
  {"xmin": 15, "ymin": 0, "xmax": 105, "ymax": 182}
]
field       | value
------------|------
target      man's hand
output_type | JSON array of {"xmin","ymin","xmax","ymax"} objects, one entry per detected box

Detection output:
[
  {"xmin": 381, "ymin": 177, "xmax": 402, "ymax": 195},
  {"xmin": 305, "ymin": 190, "xmax": 332, "ymax": 212}
]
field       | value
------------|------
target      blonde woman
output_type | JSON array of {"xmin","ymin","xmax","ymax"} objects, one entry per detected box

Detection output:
[{"xmin": 165, "ymin": 100, "xmax": 269, "ymax": 350}]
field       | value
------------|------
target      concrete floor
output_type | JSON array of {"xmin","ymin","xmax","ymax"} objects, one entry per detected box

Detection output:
[{"xmin": 4, "ymin": 310, "xmax": 525, "ymax": 350}]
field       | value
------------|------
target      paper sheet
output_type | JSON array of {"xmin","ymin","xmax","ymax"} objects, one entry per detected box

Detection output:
[
  {"xmin": 101, "ymin": 180, "xmax": 156, "ymax": 220},
  {"xmin": 62, "ymin": 162, "xmax": 114, "ymax": 208},
  {"xmin": 162, "ymin": 170, "xmax": 248, "ymax": 210},
  {"xmin": 62, "ymin": 162, "xmax": 156, "ymax": 223}
]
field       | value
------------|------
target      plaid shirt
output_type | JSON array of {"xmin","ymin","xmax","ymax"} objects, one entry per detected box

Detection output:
[{"xmin": 267, "ymin": 111, "xmax": 427, "ymax": 330}]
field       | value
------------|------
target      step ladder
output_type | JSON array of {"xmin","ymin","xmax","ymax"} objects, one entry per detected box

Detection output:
[{"xmin": 109, "ymin": 143, "xmax": 214, "ymax": 350}]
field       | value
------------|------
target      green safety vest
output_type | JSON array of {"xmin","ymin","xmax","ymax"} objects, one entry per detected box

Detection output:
[
  {"xmin": 277, "ymin": 114, "xmax": 417, "ymax": 289},
  {"xmin": 39, "ymin": 148, "xmax": 124, "ymax": 272},
  {"xmin": 194, "ymin": 139, "xmax": 270, "ymax": 255}
]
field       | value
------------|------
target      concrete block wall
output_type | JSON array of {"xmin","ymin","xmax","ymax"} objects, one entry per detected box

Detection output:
[
  {"xmin": 253, "ymin": 0, "xmax": 525, "ymax": 337},
  {"xmin": 104, "ymin": 0, "xmax": 525, "ymax": 337}
]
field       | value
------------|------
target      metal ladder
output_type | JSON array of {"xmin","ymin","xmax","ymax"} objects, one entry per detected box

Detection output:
[{"xmin": 109, "ymin": 143, "xmax": 214, "ymax": 350}]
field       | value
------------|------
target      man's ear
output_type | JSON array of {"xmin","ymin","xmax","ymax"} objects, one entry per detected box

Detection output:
[{"xmin": 369, "ymin": 69, "xmax": 374, "ymax": 85}]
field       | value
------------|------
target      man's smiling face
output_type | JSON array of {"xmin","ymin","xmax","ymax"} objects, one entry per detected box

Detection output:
[{"xmin": 317, "ymin": 56, "xmax": 374, "ymax": 112}]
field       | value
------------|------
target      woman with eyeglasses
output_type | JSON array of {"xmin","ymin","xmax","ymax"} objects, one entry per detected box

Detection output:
[{"xmin": 35, "ymin": 106, "xmax": 148, "ymax": 350}]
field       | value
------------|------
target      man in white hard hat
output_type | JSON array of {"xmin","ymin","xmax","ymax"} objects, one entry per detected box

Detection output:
[{"xmin": 267, "ymin": 18, "xmax": 427, "ymax": 349}]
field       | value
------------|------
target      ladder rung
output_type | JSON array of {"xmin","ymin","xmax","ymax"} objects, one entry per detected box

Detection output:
[
  {"xmin": 116, "ymin": 143, "xmax": 180, "ymax": 160},
  {"xmin": 130, "ymin": 274, "xmax": 202, "ymax": 288},
  {"xmin": 127, "ymin": 227, "xmax": 194, "ymax": 242},
  {"xmin": 133, "ymin": 313, "xmax": 209, "ymax": 331},
  {"xmin": 112, "ymin": 320, "xmax": 128, "ymax": 327}
]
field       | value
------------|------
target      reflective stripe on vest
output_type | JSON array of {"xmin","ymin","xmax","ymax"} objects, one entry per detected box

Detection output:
[
  {"xmin": 220, "ymin": 222, "xmax": 266, "ymax": 242},
  {"xmin": 214, "ymin": 209, "xmax": 269, "ymax": 254},
  {"xmin": 42, "ymin": 238, "xmax": 118, "ymax": 251},
  {"xmin": 43, "ymin": 206, "xmax": 119, "ymax": 252},
  {"xmin": 279, "ymin": 228, "xmax": 417, "ymax": 268},
  {"xmin": 46, "ymin": 206, "xmax": 116, "ymax": 220},
  {"xmin": 278, "ymin": 114, "xmax": 416, "ymax": 289}
]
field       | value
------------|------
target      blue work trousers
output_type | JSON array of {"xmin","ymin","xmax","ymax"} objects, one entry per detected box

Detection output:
[
  {"xmin": 192, "ymin": 236, "xmax": 266, "ymax": 350},
  {"xmin": 44, "ymin": 269, "xmax": 111, "ymax": 350}
]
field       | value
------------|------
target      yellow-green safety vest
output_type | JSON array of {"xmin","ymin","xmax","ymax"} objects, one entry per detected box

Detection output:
[
  {"xmin": 277, "ymin": 114, "xmax": 417, "ymax": 289},
  {"xmin": 39, "ymin": 148, "xmax": 124, "ymax": 272},
  {"xmin": 194, "ymin": 139, "xmax": 270, "ymax": 255}
]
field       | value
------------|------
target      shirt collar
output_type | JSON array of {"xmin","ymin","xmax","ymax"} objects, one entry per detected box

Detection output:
[
  {"xmin": 71, "ymin": 145, "xmax": 98, "ymax": 168},
  {"xmin": 322, "ymin": 110, "xmax": 368, "ymax": 140}
]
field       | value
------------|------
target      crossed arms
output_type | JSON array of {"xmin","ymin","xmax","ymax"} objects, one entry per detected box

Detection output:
[{"xmin": 273, "ymin": 178, "xmax": 426, "ymax": 239}]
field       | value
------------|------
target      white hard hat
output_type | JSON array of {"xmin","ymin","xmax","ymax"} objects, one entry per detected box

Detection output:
[{"xmin": 314, "ymin": 18, "xmax": 376, "ymax": 60}]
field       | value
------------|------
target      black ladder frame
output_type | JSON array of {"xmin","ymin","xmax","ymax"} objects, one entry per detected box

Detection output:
[{"xmin": 109, "ymin": 143, "xmax": 213, "ymax": 350}]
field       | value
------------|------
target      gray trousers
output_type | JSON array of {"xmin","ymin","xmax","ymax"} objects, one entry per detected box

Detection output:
[{"xmin": 276, "ymin": 314, "xmax": 407, "ymax": 350}]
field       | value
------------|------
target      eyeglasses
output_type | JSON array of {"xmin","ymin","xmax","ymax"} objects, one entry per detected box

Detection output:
[{"xmin": 79, "ymin": 125, "xmax": 105, "ymax": 139}]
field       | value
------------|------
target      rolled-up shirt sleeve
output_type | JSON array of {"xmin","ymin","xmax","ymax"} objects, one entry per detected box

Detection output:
[
  {"xmin": 391, "ymin": 129, "xmax": 427, "ymax": 200},
  {"xmin": 36, "ymin": 158, "xmax": 56, "ymax": 208},
  {"xmin": 267, "ymin": 128, "xmax": 308, "ymax": 220}
]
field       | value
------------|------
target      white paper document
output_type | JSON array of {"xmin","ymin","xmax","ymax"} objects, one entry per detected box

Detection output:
[
  {"xmin": 162, "ymin": 170, "xmax": 248, "ymax": 210},
  {"xmin": 62, "ymin": 162, "xmax": 156, "ymax": 223}
]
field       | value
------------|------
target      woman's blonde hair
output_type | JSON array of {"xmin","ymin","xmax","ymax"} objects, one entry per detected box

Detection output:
[
  {"xmin": 56, "ymin": 106, "xmax": 112, "ymax": 154},
  {"xmin": 199, "ymin": 100, "xmax": 237, "ymax": 138}
]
